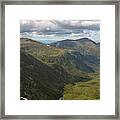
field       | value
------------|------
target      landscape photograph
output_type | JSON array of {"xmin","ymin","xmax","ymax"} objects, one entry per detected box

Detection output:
[{"xmin": 20, "ymin": 20, "xmax": 100, "ymax": 100}]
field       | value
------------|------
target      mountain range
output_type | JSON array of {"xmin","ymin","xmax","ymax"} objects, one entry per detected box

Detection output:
[{"xmin": 20, "ymin": 37, "xmax": 100, "ymax": 100}]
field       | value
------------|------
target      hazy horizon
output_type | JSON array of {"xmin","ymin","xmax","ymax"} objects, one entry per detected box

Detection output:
[{"xmin": 20, "ymin": 20, "xmax": 100, "ymax": 44}]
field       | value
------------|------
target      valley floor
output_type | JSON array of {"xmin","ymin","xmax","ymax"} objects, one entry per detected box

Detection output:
[{"xmin": 63, "ymin": 79, "xmax": 100, "ymax": 100}]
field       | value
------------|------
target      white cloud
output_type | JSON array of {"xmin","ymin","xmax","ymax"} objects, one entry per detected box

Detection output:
[
  {"xmin": 69, "ymin": 33, "xmax": 80, "ymax": 37},
  {"xmin": 20, "ymin": 20, "xmax": 100, "ymax": 43}
]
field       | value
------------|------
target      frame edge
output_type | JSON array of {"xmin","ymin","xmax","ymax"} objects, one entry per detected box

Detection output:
[
  {"xmin": 1, "ymin": 1, "xmax": 5, "ymax": 119},
  {"xmin": 1, "ymin": 0, "xmax": 120, "ymax": 119}
]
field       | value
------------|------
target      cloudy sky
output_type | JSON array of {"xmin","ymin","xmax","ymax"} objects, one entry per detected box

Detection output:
[{"xmin": 20, "ymin": 20, "xmax": 100, "ymax": 44}]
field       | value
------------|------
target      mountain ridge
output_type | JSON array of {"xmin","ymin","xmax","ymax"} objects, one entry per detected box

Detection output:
[
  {"xmin": 51, "ymin": 37, "xmax": 97, "ymax": 44},
  {"xmin": 20, "ymin": 37, "xmax": 100, "ymax": 100}
]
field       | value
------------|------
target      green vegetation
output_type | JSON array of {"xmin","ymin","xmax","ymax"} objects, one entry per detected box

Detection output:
[
  {"xmin": 51, "ymin": 38, "xmax": 100, "ymax": 56},
  {"xmin": 20, "ymin": 38, "xmax": 100, "ymax": 100},
  {"xmin": 63, "ymin": 78, "xmax": 100, "ymax": 100},
  {"xmin": 20, "ymin": 51, "xmax": 66, "ymax": 100}
]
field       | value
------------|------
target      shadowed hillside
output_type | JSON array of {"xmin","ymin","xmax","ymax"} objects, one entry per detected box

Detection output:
[{"xmin": 20, "ymin": 50, "xmax": 67, "ymax": 100}]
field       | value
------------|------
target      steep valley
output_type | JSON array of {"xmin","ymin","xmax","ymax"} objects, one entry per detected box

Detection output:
[{"xmin": 20, "ymin": 38, "xmax": 100, "ymax": 100}]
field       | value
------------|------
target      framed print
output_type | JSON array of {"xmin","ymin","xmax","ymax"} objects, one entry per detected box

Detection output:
[{"xmin": 0, "ymin": 0, "xmax": 119, "ymax": 119}]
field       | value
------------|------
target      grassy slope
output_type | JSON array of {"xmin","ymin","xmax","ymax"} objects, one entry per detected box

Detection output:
[
  {"xmin": 51, "ymin": 38, "xmax": 100, "ymax": 73},
  {"xmin": 51, "ymin": 38, "xmax": 100, "ymax": 57},
  {"xmin": 21, "ymin": 38, "xmax": 92, "ymax": 82},
  {"xmin": 20, "ymin": 38, "xmax": 100, "ymax": 100},
  {"xmin": 20, "ymin": 50, "xmax": 67, "ymax": 100},
  {"xmin": 21, "ymin": 38, "xmax": 65, "ymax": 62},
  {"xmin": 63, "ymin": 75, "xmax": 100, "ymax": 100}
]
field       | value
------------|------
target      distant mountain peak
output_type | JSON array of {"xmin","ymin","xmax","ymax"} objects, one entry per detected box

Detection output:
[
  {"xmin": 56, "ymin": 38, "xmax": 96, "ymax": 44},
  {"xmin": 51, "ymin": 37, "xmax": 97, "ymax": 48},
  {"xmin": 75, "ymin": 38, "xmax": 97, "ymax": 44}
]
